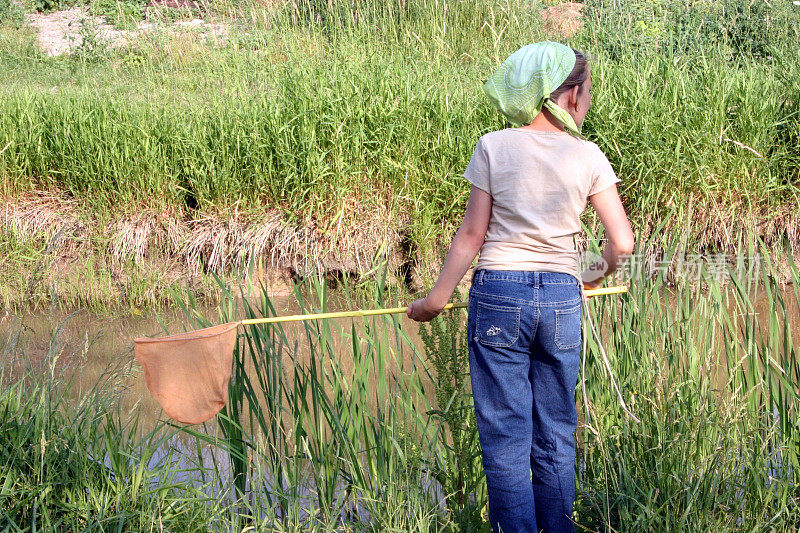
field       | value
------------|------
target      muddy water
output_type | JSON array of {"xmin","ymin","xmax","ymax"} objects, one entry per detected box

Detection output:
[
  {"xmin": 0, "ymin": 293, "xmax": 439, "ymax": 433},
  {"xmin": 3, "ymin": 285, "xmax": 798, "ymax": 435}
]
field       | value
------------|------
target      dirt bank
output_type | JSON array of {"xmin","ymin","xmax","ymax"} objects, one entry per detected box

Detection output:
[
  {"xmin": 2, "ymin": 190, "xmax": 798, "ymax": 311},
  {"xmin": 24, "ymin": 6, "xmax": 228, "ymax": 56}
]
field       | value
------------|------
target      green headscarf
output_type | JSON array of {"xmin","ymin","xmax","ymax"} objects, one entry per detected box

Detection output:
[{"xmin": 483, "ymin": 41, "xmax": 584, "ymax": 138}]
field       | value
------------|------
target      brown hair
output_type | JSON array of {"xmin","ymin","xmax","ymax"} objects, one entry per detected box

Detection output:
[{"xmin": 550, "ymin": 49, "xmax": 589, "ymax": 100}]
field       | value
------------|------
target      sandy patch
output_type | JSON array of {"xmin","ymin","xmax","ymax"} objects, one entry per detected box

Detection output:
[
  {"xmin": 24, "ymin": 6, "xmax": 229, "ymax": 56},
  {"xmin": 540, "ymin": 1, "xmax": 583, "ymax": 39}
]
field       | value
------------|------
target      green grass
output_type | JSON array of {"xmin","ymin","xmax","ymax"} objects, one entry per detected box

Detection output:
[
  {"xmin": 4, "ymin": 242, "xmax": 799, "ymax": 530},
  {"xmin": 3, "ymin": 0, "xmax": 799, "ymax": 528},
  {"xmin": 2, "ymin": 0, "xmax": 799, "ymax": 308},
  {"xmin": 89, "ymin": 0, "xmax": 146, "ymax": 29},
  {"xmin": 1, "ymin": 0, "xmax": 799, "ymax": 308},
  {"xmin": 576, "ymin": 237, "xmax": 800, "ymax": 529},
  {"xmin": 0, "ymin": 317, "xmax": 226, "ymax": 530},
  {"xmin": 170, "ymin": 240, "xmax": 800, "ymax": 530},
  {"xmin": 1, "ymin": 0, "xmax": 798, "ymax": 246}
]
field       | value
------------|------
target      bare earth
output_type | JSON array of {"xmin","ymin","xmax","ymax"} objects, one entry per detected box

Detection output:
[
  {"xmin": 23, "ymin": 1, "xmax": 581, "ymax": 56},
  {"xmin": 24, "ymin": 6, "xmax": 229, "ymax": 56}
]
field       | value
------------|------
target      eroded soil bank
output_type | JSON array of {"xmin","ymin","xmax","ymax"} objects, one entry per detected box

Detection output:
[{"xmin": 2, "ymin": 190, "xmax": 798, "ymax": 311}]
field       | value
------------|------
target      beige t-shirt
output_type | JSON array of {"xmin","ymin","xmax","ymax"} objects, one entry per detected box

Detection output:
[{"xmin": 463, "ymin": 128, "xmax": 620, "ymax": 277}]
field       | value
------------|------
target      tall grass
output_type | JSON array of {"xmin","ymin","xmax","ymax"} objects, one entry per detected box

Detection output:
[
  {"xmin": 1, "ymin": 0, "xmax": 798, "ymax": 309},
  {"xmin": 143, "ymin": 242, "xmax": 800, "ymax": 530},
  {"xmin": 577, "ymin": 242, "xmax": 800, "ymax": 529},
  {"xmin": 173, "ymin": 271, "xmax": 467, "ymax": 529},
  {"xmin": 2, "ymin": 0, "xmax": 800, "ymax": 526},
  {"xmin": 0, "ymin": 316, "xmax": 227, "ymax": 530},
  {"xmin": 1, "ymin": 0, "xmax": 798, "ymax": 248},
  {"xmin": 2, "ymin": 241, "xmax": 800, "ymax": 529}
]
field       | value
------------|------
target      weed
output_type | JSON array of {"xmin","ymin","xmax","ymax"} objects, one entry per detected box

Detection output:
[{"xmin": 89, "ymin": 0, "xmax": 147, "ymax": 29}]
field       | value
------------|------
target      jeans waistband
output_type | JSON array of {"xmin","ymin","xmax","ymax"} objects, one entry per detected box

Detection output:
[{"xmin": 474, "ymin": 269, "xmax": 579, "ymax": 287}]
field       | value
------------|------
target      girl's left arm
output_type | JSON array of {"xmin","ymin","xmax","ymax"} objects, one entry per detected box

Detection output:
[{"xmin": 407, "ymin": 186, "xmax": 492, "ymax": 322}]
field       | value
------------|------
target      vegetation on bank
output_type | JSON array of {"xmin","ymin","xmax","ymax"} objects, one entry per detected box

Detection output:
[
  {"xmin": 2, "ymin": 243, "xmax": 800, "ymax": 530},
  {"xmin": 2, "ymin": 2, "xmax": 799, "ymax": 528},
  {"xmin": 1, "ymin": 0, "xmax": 799, "ymax": 308}
]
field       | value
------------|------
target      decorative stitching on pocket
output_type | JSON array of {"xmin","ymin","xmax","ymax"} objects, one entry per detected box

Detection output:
[
  {"xmin": 541, "ymin": 278, "xmax": 578, "ymax": 285},
  {"xmin": 470, "ymin": 289, "xmax": 534, "ymax": 306},
  {"xmin": 476, "ymin": 301, "xmax": 521, "ymax": 348},
  {"xmin": 554, "ymin": 304, "xmax": 581, "ymax": 350},
  {"xmin": 539, "ymin": 297, "xmax": 581, "ymax": 308}
]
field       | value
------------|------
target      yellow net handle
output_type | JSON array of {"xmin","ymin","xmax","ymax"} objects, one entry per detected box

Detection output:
[{"xmin": 240, "ymin": 285, "xmax": 628, "ymax": 326}]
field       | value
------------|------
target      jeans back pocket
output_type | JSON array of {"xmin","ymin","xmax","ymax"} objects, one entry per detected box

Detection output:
[
  {"xmin": 476, "ymin": 301, "xmax": 521, "ymax": 348},
  {"xmin": 554, "ymin": 304, "xmax": 582, "ymax": 350}
]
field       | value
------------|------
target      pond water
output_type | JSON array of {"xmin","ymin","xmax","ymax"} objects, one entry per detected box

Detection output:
[
  {"xmin": 2, "ymin": 284, "xmax": 798, "ymax": 434},
  {"xmin": 1, "ymin": 291, "xmax": 436, "ymax": 433}
]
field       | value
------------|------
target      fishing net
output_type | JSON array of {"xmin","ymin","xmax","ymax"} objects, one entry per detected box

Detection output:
[
  {"xmin": 134, "ymin": 322, "xmax": 239, "ymax": 424},
  {"xmin": 131, "ymin": 291, "xmax": 623, "ymax": 425}
]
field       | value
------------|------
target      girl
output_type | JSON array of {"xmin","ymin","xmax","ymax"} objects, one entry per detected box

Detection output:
[{"xmin": 407, "ymin": 42, "xmax": 634, "ymax": 532}]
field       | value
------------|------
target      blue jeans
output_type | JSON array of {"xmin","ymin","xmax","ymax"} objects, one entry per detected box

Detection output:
[{"xmin": 468, "ymin": 270, "xmax": 582, "ymax": 533}]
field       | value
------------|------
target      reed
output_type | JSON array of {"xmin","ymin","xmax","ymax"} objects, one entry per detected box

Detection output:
[
  {"xmin": 0, "ymin": 316, "xmax": 227, "ymax": 530},
  {"xmin": 153, "ymin": 242, "xmax": 799, "ymax": 530},
  {"xmin": 1, "ymin": 0, "xmax": 798, "ymax": 259},
  {"xmin": 3, "ymin": 240, "xmax": 800, "ymax": 529},
  {"xmin": 2, "ymin": 0, "xmax": 800, "ymax": 527},
  {"xmin": 2, "ymin": 0, "xmax": 798, "ymax": 308},
  {"xmin": 576, "ymin": 243, "xmax": 800, "ymax": 529}
]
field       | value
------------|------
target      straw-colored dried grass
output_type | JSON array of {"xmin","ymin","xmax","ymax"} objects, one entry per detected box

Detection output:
[
  {"xmin": 635, "ymin": 195, "xmax": 800, "ymax": 252},
  {"xmin": 2, "ymin": 188, "xmax": 799, "ymax": 309},
  {"xmin": 3, "ymin": 190, "xmax": 404, "ymax": 285},
  {"xmin": 540, "ymin": 2, "xmax": 583, "ymax": 39},
  {"xmin": 1, "ymin": 191, "xmax": 83, "ymax": 241}
]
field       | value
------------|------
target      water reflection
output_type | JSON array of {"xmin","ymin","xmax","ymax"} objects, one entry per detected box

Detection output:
[
  {"xmin": 1, "ymin": 292, "xmax": 437, "ymax": 434},
  {"xmin": 3, "ymin": 284, "xmax": 797, "ymax": 433}
]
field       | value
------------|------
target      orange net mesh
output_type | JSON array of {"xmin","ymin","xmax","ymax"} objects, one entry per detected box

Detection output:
[{"xmin": 134, "ymin": 322, "xmax": 239, "ymax": 424}]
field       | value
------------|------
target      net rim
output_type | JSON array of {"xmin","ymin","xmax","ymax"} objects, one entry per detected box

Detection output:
[{"xmin": 134, "ymin": 321, "xmax": 241, "ymax": 344}]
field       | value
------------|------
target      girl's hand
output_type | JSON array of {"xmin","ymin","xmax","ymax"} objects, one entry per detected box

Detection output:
[
  {"xmin": 583, "ymin": 280, "xmax": 602, "ymax": 291},
  {"xmin": 582, "ymin": 281, "xmax": 601, "ymax": 300},
  {"xmin": 406, "ymin": 297, "xmax": 444, "ymax": 322}
]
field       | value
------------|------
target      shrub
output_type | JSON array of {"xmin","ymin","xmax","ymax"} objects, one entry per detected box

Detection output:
[
  {"xmin": 89, "ymin": 0, "xmax": 147, "ymax": 29},
  {"xmin": 33, "ymin": 0, "xmax": 63, "ymax": 13}
]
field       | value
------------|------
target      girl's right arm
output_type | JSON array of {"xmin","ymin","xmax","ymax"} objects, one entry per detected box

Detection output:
[
  {"xmin": 406, "ymin": 185, "xmax": 492, "ymax": 322},
  {"xmin": 583, "ymin": 184, "xmax": 635, "ymax": 288}
]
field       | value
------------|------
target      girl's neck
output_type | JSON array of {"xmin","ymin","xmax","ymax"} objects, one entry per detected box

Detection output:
[{"xmin": 518, "ymin": 108, "xmax": 566, "ymax": 133}]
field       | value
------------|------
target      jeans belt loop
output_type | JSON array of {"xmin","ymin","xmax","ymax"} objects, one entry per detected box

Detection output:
[{"xmin": 479, "ymin": 269, "xmax": 485, "ymax": 285}]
